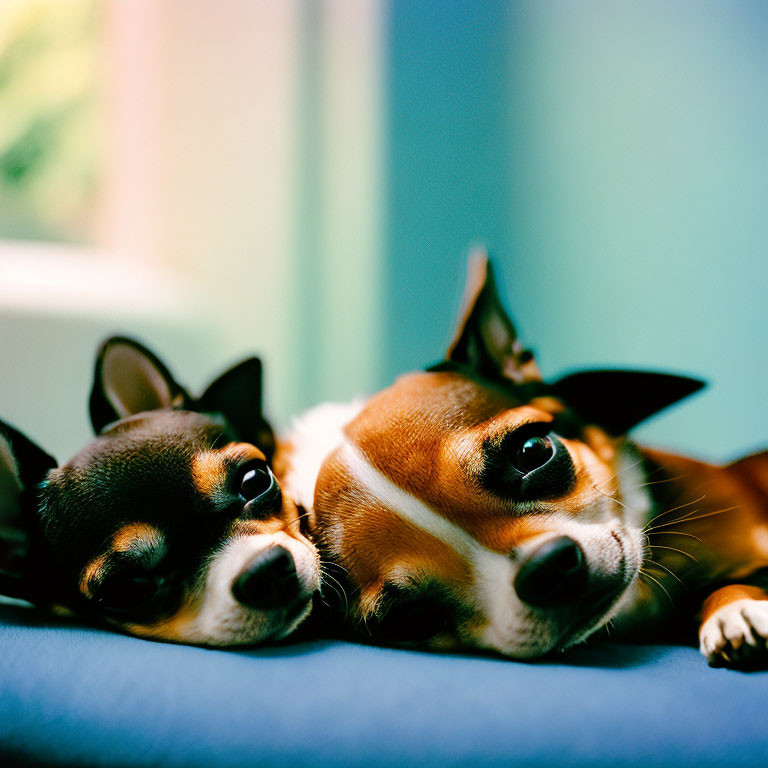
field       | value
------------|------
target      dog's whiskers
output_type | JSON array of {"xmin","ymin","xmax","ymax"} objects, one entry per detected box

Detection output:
[
  {"xmin": 646, "ymin": 557, "xmax": 685, "ymax": 587},
  {"xmin": 649, "ymin": 543, "xmax": 698, "ymax": 562},
  {"xmin": 592, "ymin": 483, "xmax": 630, "ymax": 511},
  {"xmin": 294, "ymin": 510, "xmax": 314, "ymax": 523},
  {"xmin": 317, "ymin": 565, "xmax": 350, "ymax": 618},
  {"xmin": 643, "ymin": 495, "xmax": 706, "ymax": 530},
  {"xmin": 645, "ymin": 505, "xmax": 738, "ymax": 532},
  {"xmin": 592, "ymin": 458, "xmax": 644, "ymax": 495},
  {"xmin": 322, "ymin": 559, "xmax": 349, "ymax": 575},
  {"xmin": 647, "ymin": 529, "xmax": 701, "ymax": 542},
  {"xmin": 639, "ymin": 472, "xmax": 688, "ymax": 488},
  {"xmin": 639, "ymin": 567, "xmax": 674, "ymax": 605}
]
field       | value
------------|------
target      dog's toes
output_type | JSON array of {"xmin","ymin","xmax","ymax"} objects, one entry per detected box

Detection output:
[
  {"xmin": 741, "ymin": 600, "xmax": 768, "ymax": 639},
  {"xmin": 699, "ymin": 599, "xmax": 768, "ymax": 668}
]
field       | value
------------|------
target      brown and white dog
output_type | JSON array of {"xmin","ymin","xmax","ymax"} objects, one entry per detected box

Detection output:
[{"xmin": 278, "ymin": 253, "xmax": 768, "ymax": 667}]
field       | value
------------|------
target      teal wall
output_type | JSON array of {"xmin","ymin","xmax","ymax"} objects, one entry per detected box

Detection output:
[
  {"xmin": 2, "ymin": 2, "xmax": 766, "ymax": 467},
  {"xmin": 384, "ymin": 1, "xmax": 768, "ymax": 462}
]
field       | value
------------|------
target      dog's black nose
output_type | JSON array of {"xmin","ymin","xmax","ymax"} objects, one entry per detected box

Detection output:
[
  {"xmin": 232, "ymin": 546, "xmax": 301, "ymax": 610},
  {"xmin": 514, "ymin": 536, "xmax": 588, "ymax": 607}
]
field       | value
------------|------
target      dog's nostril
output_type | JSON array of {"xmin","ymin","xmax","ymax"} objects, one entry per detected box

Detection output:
[
  {"xmin": 551, "ymin": 540, "xmax": 583, "ymax": 575},
  {"xmin": 232, "ymin": 545, "xmax": 301, "ymax": 610},
  {"xmin": 514, "ymin": 535, "xmax": 588, "ymax": 607}
]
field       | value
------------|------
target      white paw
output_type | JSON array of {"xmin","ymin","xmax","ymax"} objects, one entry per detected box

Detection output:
[{"xmin": 699, "ymin": 598, "xmax": 768, "ymax": 667}]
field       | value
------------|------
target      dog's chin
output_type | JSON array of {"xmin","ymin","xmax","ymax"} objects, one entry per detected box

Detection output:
[
  {"xmin": 534, "ymin": 532, "xmax": 644, "ymax": 657},
  {"xmin": 553, "ymin": 543, "xmax": 643, "ymax": 653},
  {"xmin": 266, "ymin": 595, "xmax": 314, "ymax": 643},
  {"xmin": 555, "ymin": 579, "xmax": 635, "ymax": 652},
  {"xmin": 486, "ymin": 567, "xmax": 641, "ymax": 660}
]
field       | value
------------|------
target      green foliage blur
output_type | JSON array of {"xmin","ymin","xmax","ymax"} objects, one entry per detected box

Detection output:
[{"xmin": 0, "ymin": 0, "xmax": 102, "ymax": 243}]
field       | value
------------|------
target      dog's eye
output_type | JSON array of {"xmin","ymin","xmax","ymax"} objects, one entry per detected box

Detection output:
[
  {"xmin": 373, "ymin": 584, "xmax": 456, "ymax": 644},
  {"xmin": 239, "ymin": 463, "xmax": 274, "ymax": 501},
  {"xmin": 376, "ymin": 599, "xmax": 453, "ymax": 643},
  {"xmin": 94, "ymin": 570, "xmax": 168, "ymax": 617},
  {"xmin": 511, "ymin": 435, "xmax": 554, "ymax": 474},
  {"xmin": 481, "ymin": 427, "xmax": 576, "ymax": 499}
]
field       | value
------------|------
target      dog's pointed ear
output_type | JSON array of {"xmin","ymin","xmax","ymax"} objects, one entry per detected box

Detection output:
[
  {"xmin": 197, "ymin": 357, "xmax": 276, "ymax": 461},
  {"xmin": 552, "ymin": 369, "xmax": 706, "ymax": 435},
  {"xmin": 445, "ymin": 249, "xmax": 541, "ymax": 384},
  {"xmin": 0, "ymin": 419, "xmax": 57, "ymax": 601},
  {"xmin": 90, "ymin": 336, "xmax": 191, "ymax": 433}
]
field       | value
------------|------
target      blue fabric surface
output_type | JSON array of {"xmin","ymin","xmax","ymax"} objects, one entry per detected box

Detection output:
[{"xmin": 1, "ymin": 602, "xmax": 767, "ymax": 768}]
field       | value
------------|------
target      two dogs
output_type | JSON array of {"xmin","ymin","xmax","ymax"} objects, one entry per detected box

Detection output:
[{"xmin": 2, "ymin": 256, "xmax": 766, "ymax": 667}]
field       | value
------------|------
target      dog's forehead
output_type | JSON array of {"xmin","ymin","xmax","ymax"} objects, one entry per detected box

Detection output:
[
  {"xmin": 316, "ymin": 370, "xmax": 609, "ymax": 597},
  {"xmin": 38, "ymin": 411, "xmax": 230, "ymax": 562},
  {"xmin": 98, "ymin": 410, "xmax": 227, "ymax": 445},
  {"xmin": 347, "ymin": 370, "xmax": 551, "ymax": 447},
  {"xmin": 64, "ymin": 411, "xmax": 228, "ymax": 479}
]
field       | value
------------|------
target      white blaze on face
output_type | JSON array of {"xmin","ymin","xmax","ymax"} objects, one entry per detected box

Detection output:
[
  {"xmin": 338, "ymin": 439, "xmax": 527, "ymax": 655},
  {"xmin": 336, "ymin": 438, "xmax": 649, "ymax": 657}
]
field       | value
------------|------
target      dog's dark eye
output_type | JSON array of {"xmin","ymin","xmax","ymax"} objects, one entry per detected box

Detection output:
[
  {"xmin": 94, "ymin": 569, "xmax": 170, "ymax": 618},
  {"xmin": 102, "ymin": 573, "xmax": 156, "ymax": 607},
  {"xmin": 377, "ymin": 599, "xmax": 453, "ymax": 643},
  {"xmin": 239, "ymin": 463, "xmax": 274, "ymax": 501},
  {"xmin": 481, "ymin": 427, "xmax": 576, "ymax": 500},
  {"xmin": 511, "ymin": 435, "xmax": 554, "ymax": 474},
  {"xmin": 372, "ymin": 584, "xmax": 456, "ymax": 644}
]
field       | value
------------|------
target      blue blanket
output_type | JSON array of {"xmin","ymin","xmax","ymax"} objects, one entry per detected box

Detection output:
[{"xmin": 1, "ymin": 602, "xmax": 766, "ymax": 767}]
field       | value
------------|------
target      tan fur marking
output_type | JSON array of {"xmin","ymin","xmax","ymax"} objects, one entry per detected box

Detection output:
[
  {"xmin": 192, "ymin": 443, "xmax": 267, "ymax": 498},
  {"xmin": 191, "ymin": 452, "xmax": 226, "ymax": 497},
  {"xmin": 233, "ymin": 517, "xmax": 287, "ymax": 537},
  {"xmin": 582, "ymin": 426, "xmax": 617, "ymax": 464},
  {"xmin": 112, "ymin": 523, "xmax": 162, "ymax": 553},
  {"xmin": 80, "ymin": 553, "xmax": 108, "ymax": 596},
  {"xmin": 81, "ymin": 525, "xmax": 164, "ymax": 596}
]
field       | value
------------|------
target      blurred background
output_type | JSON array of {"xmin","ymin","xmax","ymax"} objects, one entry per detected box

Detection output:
[{"xmin": 0, "ymin": 0, "xmax": 765, "ymax": 462}]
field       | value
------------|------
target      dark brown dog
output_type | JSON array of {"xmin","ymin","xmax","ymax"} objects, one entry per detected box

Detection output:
[{"xmin": 0, "ymin": 337, "xmax": 318, "ymax": 646}]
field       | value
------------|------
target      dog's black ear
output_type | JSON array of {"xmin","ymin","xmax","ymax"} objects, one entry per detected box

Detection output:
[
  {"xmin": 445, "ymin": 249, "xmax": 541, "ymax": 384},
  {"xmin": 552, "ymin": 369, "xmax": 706, "ymax": 435},
  {"xmin": 0, "ymin": 419, "xmax": 57, "ymax": 601},
  {"xmin": 90, "ymin": 336, "xmax": 191, "ymax": 433},
  {"xmin": 197, "ymin": 357, "xmax": 276, "ymax": 461}
]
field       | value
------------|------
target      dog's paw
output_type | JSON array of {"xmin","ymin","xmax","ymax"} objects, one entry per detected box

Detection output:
[{"xmin": 699, "ymin": 598, "xmax": 768, "ymax": 668}]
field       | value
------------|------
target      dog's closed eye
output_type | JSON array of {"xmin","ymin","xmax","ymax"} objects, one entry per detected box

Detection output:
[
  {"xmin": 91, "ymin": 564, "xmax": 182, "ymax": 621},
  {"xmin": 370, "ymin": 583, "xmax": 459, "ymax": 644}
]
